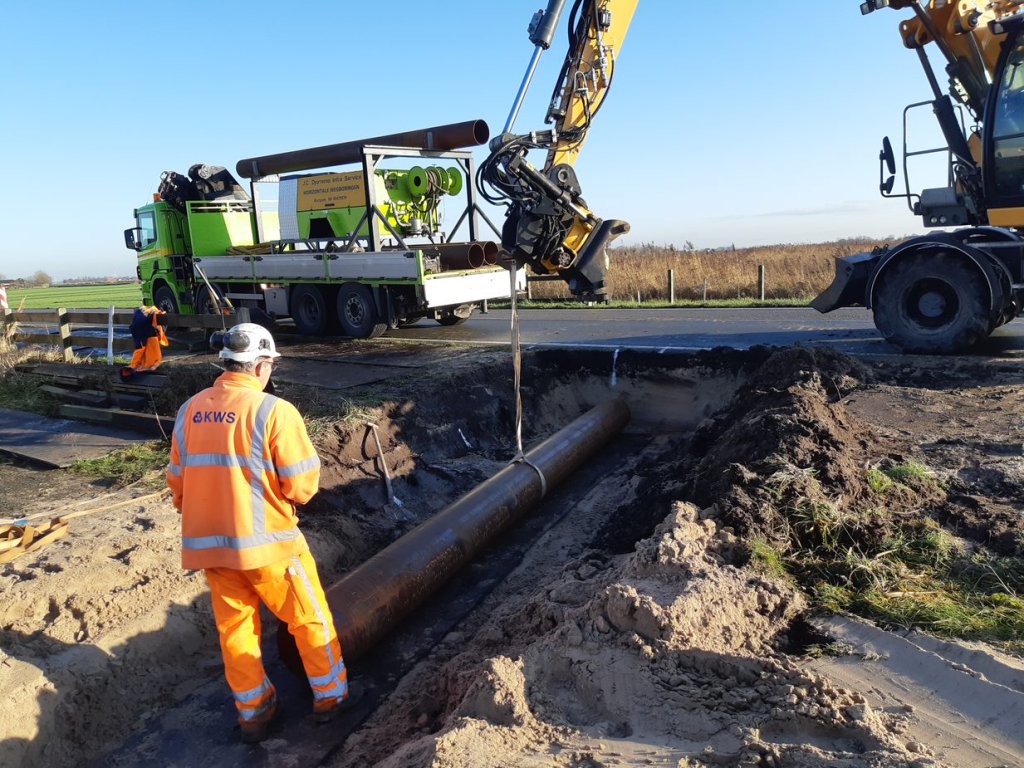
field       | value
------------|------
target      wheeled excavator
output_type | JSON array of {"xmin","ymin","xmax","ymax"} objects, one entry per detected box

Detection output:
[
  {"xmin": 480, "ymin": 0, "xmax": 638, "ymax": 302},
  {"xmin": 814, "ymin": 1, "xmax": 1024, "ymax": 352}
]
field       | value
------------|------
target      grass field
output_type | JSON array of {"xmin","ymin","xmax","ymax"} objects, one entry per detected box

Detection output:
[
  {"xmin": 2, "ymin": 238, "xmax": 885, "ymax": 311},
  {"xmin": 4, "ymin": 283, "xmax": 142, "ymax": 310}
]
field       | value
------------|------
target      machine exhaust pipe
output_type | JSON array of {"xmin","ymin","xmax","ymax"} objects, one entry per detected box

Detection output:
[
  {"xmin": 237, "ymin": 119, "xmax": 490, "ymax": 179},
  {"xmin": 278, "ymin": 399, "xmax": 630, "ymax": 671}
]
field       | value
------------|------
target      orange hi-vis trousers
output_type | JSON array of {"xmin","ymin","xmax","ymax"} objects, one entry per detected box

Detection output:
[{"xmin": 204, "ymin": 548, "xmax": 348, "ymax": 723}]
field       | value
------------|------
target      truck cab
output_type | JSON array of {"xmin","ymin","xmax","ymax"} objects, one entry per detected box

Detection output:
[{"xmin": 125, "ymin": 201, "xmax": 194, "ymax": 313}]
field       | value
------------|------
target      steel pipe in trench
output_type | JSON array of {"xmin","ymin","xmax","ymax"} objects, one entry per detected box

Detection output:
[
  {"xmin": 236, "ymin": 119, "xmax": 490, "ymax": 179},
  {"xmin": 278, "ymin": 399, "xmax": 631, "ymax": 672}
]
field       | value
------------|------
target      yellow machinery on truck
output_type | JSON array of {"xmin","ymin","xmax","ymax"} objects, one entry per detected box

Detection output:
[
  {"xmin": 480, "ymin": 0, "xmax": 638, "ymax": 302},
  {"xmin": 815, "ymin": 1, "xmax": 1024, "ymax": 352}
]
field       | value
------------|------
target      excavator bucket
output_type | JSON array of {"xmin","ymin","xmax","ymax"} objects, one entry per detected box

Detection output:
[{"xmin": 810, "ymin": 252, "xmax": 877, "ymax": 313}]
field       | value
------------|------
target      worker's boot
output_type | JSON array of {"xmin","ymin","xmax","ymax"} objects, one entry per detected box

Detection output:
[
  {"xmin": 239, "ymin": 690, "xmax": 278, "ymax": 744},
  {"xmin": 313, "ymin": 682, "xmax": 360, "ymax": 724}
]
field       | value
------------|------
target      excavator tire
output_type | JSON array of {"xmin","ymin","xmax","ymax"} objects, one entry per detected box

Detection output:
[{"xmin": 872, "ymin": 251, "xmax": 990, "ymax": 354}]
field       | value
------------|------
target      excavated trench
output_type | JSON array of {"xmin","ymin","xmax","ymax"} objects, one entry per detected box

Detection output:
[
  {"xmin": 11, "ymin": 344, "xmax": 1007, "ymax": 767},
  {"xmin": 92, "ymin": 346, "xmax": 762, "ymax": 767}
]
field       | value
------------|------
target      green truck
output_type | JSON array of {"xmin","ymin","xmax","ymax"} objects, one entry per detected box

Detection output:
[{"xmin": 125, "ymin": 120, "xmax": 523, "ymax": 338}]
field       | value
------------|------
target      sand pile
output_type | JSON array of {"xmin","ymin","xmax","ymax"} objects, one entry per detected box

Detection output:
[{"xmin": 339, "ymin": 503, "xmax": 932, "ymax": 767}]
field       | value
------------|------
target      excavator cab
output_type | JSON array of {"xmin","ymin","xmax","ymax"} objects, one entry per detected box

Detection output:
[{"xmin": 986, "ymin": 24, "xmax": 1024, "ymax": 205}]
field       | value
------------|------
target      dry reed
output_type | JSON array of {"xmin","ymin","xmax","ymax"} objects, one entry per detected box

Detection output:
[{"xmin": 528, "ymin": 238, "xmax": 887, "ymax": 302}]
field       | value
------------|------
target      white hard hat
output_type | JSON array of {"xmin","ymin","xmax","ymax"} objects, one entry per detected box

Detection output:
[{"xmin": 217, "ymin": 323, "xmax": 281, "ymax": 363}]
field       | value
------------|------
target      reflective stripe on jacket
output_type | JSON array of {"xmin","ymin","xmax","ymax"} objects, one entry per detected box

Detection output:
[{"xmin": 167, "ymin": 372, "xmax": 321, "ymax": 570}]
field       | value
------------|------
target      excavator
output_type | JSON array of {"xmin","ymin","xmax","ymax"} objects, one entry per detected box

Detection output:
[
  {"xmin": 497, "ymin": 0, "xmax": 1024, "ymax": 353},
  {"xmin": 814, "ymin": 0, "xmax": 1024, "ymax": 352},
  {"xmin": 480, "ymin": 0, "xmax": 637, "ymax": 302}
]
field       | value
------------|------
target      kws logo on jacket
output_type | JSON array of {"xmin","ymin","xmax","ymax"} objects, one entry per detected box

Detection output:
[{"xmin": 193, "ymin": 411, "xmax": 237, "ymax": 424}]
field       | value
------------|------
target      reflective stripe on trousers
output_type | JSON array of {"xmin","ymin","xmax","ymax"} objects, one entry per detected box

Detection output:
[
  {"xmin": 205, "ymin": 549, "xmax": 347, "ymax": 721},
  {"xmin": 288, "ymin": 555, "xmax": 347, "ymax": 701}
]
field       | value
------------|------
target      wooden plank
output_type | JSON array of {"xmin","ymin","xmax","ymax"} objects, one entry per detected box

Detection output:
[
  {"xmin": 40, "ymin": 385, "xmax": 111, "ymax": 407},
  {"xmin": 61, "ymin": 404, "xmax": 113, "ymax": 424},
  {"xmin": 60, "ymin": 404, "xmax": 174, "ymax": 438},
  {"xmin": 13, "ymin": 308, "xmax": 244, "ymax": 330},
  {"xmin": 65, "ymin": 310, "xmax": 136, "ymax": 324},
  {"xmin": 18, "ymin": 363, "xmax": 166, "ymax": 391},
  {"xmin": 11, "ymin": 333, "xmax": 61, "ymax": 346},
  {"xmin": 110, "ymin": 393, "xmax": 148, "ymax": 411},
  {"xmin": 9, "ymin": 310, "xmax": 60, "ymax": 323},
  {"xmin": 18, "ymin": 363, "xmax": 109, "ymax": 382},
  {"xmin": 68, "ymin": 334, "xmax": 136, "ymax": 351},
  {"xmin": 113, "ymin": 374, "xmax": 168, "ymax": 392},
  {"xmin": 0, "ymin": 521, "xmax": 69, "ymax": 564}
]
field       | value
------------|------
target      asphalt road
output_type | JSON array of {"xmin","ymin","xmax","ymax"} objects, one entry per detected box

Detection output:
[{"xmin": 389, "ymin": 306, "xmax": 1024, "ymax": 358}]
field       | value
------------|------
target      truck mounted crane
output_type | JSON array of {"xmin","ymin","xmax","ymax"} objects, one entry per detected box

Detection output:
[
  {"xmin": 480, "ymin": 0, "xmax": 638, "ymax": 301},
  {"xmin": 125, "ymin": 1, "xmax": 636, "ymax": 334},
  {"xmin": 814, "ymin": 0, "xmax": 1024, "ymax": 352}
]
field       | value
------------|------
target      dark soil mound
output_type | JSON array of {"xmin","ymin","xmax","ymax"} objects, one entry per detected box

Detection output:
[{"xmin": 688, "ymin": 348, "xmax": 878, "ymax": 545}]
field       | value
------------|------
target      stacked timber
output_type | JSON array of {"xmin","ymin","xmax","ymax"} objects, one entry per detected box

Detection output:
[{"xmin": 16, "ymin": 363, "xmax": 175, "ymax": 438}]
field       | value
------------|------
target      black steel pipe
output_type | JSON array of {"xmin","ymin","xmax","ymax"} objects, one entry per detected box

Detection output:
[
  {"xmin": 236, "ymin": 119, "xmax": 490, "ymax": 179},
  {"xmin": 278, "ymin": 399, "xmax": 630, "ymax": 671}
]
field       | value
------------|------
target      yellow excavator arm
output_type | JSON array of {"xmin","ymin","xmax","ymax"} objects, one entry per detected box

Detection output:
[
  {"xmin": 480, "ymin": 0, "xmax": 638, "ymax": 301},
  {"xmin": 544, "ymin": 0, "xmax": 638, "ymax": 170},
  {"xmin": 867, "ymin": 1, "xmax": 1024, "ymax": 117}
]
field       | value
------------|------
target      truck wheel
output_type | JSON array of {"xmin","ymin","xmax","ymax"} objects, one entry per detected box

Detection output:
[
  {"xmin": 872, "ymin": 252, "xmax": 990, "ymax": 353},
  {"xmin": 291, "ymin": 285, "xmax": 328, "ymax": 336},
  {"xmin": 337, "ymin": 283, "xmax": 386, "ymax": 339},
  {"xmin": 194, "ymin": 284, "xmax": 227, "ymax": 316},
  {"xmin": 436, "ymin": 304, "xmax": 474, "ymax": 326},
  {"xmin": 153, "ymin": 285, "xmax": 179, "ymax": 314}
]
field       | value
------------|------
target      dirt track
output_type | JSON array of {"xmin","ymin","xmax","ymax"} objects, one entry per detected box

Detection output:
[{"xmin": 1, "ymin": 343, "xmax": 1022, "ymax": 767}]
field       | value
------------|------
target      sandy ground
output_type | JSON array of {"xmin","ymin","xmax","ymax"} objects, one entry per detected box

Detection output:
[{"xmin": 0, "ymin": 344, "xmax": 1022, "ymax": 767}]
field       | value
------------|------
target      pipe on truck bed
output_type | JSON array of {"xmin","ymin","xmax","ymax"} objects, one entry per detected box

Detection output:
[
  {"xmin": 415, "ymin": 241, "xmax": 501, "ymax": 270},
  {"xmin": 278, "ymin": 399, "xmax": 630, "ymax": 671},
  {"xmin": 237, "ymin": 119, "xmax": 490, "ymax": 179}
]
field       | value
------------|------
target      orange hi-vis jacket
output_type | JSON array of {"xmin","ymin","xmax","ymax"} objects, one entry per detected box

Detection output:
[{"xmin": 167, "ymin": 372, "xmax": 321, "ymax": 570}]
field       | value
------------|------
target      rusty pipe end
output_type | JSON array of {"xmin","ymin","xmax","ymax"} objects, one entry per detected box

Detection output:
[{"xmin": 482, "ymin": 241, "xmax": 499, "ymax": 265}]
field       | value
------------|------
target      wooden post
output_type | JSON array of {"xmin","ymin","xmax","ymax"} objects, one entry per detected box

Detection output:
[
  {"xmin": 702, "ymin": 279, "xmax": 708, "ymax": 304},
  {"xmin": 481, "ymin": 298, "xmax": 489, "ymax": 314},
  {"xmin": 758, "ymin": 264, "xmax": 766, "ymax": 301},
  {"xmin": 668, "ymin": 269, "xmax": 675, "ymax": 304},
  {"xmin": 526, "ymin": 279, "xmax": 533, "ymax": 302},
  {"xmin": 58, "ymin": 308, "xmax": 73, "ymax": 362},
  {"xmin": 2, "ymin": 306, "xmax": 14, "ymax": 345}
]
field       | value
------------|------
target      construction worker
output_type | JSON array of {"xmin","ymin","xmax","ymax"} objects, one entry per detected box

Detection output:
[
  {"xmin": 166, "ymin": 323, "xmax": 349, "ymax": 743},
  {"xmin": 120, "ymin": 305, "xmax": 168, "ymax": 380}
]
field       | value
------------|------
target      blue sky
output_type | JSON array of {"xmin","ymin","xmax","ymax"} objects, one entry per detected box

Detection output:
[{"xmin": 0, "ymin": 2, "xmax": 947, "ymax": 280}]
